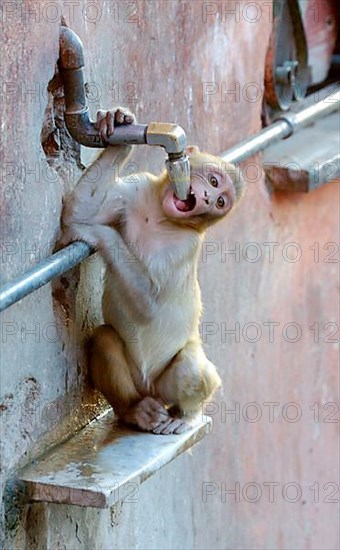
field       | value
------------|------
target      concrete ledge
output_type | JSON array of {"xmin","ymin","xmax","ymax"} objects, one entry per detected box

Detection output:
[
  {"xmin": 263, "ymin": 111, "xmax": 340, "ymax": 192},
  {"xmin": 18, "ymin": 411, "xmax": 211, "ymax": 508}
]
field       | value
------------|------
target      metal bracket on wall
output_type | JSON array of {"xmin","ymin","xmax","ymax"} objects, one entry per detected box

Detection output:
[
  {"xmin": 264, "ymin": 0, "xmax": 310, "ymax": 116},
  {"xmin": 262, "ymin": 84, "xmax": 340, "ymax": 192},
  {"xmin": 263, "ymin": 111, "xmax": 340, "ymax": 192}
]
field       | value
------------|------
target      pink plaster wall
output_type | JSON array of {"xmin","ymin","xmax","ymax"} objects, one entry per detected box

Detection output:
[{"xmin": 0, "ymin": 1, "xmax": 338, "ymax": 548}]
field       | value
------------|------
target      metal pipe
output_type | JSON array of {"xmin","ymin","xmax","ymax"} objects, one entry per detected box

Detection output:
[
  {"xmin": 222, "ymin": 86, "xmax": 340, "ymax": 163},
  {"xmin": 0, "ymin": 86, "xmax": 339, "ymax": 313},
  {"xmin": 59, "ymin": 26, "xmax": 190, "ymax": 199},
  {"xmin": 222, "ymin": 123, "xmax": 289, "ymax": 164},
  {"xmin": 0, "ymin": 243, "xmax": 93, "ymax": 313}
]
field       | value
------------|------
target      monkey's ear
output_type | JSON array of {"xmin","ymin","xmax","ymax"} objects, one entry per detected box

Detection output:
[{"xmin": 185, "ymin": 145, "xmax": 200, "ymax": 155}]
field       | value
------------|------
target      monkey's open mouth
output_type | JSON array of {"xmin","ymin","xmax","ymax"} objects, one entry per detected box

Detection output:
[{"xmin": 173, "ymin": 190, "xmax": 196, "ymax": 212}]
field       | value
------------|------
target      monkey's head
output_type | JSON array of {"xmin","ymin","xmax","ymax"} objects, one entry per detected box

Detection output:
[{"xmin": 161, "ymin": 146, "xmax": 246, "ymax": 231}]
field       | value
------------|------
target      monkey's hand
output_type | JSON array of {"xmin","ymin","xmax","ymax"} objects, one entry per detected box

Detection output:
[
  {"xmin": 94, "ymin": 107, "xmax": 136, "ymax": 143},
  {"xmin": 60, "ymin": 106, "xmax": 137, "ymax": 247}
]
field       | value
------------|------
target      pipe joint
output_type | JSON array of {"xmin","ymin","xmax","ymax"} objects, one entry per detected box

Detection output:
[
  {"xmin": 146, "ymin": 122, "xmax": 187, "ymax": 154},
  {"xmin": 274, "ymin": 112, "xmax": 297, "ymax": 138},
  {"xmin": 59, "ymin": 26, "xmax": 84, "ymax": 70},
  {"xmin": 58, "ymin": 26, "xmax": 190, "ymax": 198}
]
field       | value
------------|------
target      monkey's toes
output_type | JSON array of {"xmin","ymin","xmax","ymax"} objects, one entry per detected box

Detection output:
[
  {"xmin": 123, "ymin": 396, "xmax": 169, "ymax": 432},
  {"xmin": 152, "ymin": 417, "xmax": 191, "ymax": 435}
]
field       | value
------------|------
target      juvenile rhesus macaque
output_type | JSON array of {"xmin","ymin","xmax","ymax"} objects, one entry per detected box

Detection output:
[{"xmin": 62, "ymin": 107, "xmax": 245, "ymax": 434}]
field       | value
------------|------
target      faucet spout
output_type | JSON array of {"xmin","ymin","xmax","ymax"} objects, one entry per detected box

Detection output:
[
  {"xmin": 58, "ymin": 26, "xmax": 190, "ymax": 199},
  {"xmin": 146, "ymin": 123, "xmax": 191, "ymax": 199}
]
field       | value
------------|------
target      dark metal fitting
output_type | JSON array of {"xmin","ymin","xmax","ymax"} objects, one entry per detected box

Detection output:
[{"xmin": 275, "ymin": 60, "xmax": 299, "ymax": 85}]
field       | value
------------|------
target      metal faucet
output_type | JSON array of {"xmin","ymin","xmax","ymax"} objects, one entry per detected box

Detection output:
[{"xmin": 59, "ymin": 26, "xmax": 190, "ymax": 200}]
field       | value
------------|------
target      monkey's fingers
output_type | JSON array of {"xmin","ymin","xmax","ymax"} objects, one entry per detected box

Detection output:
[
  {"xmin": 94, "ymin": 108, "xmax": 135, "ymax": 141},
  {"xmin": 106, "ymin": 111, "xmax": 115, "ymax": 137},
  {"xmin": 94, "ymin": 110, "xmax": 110, "ymax": 142},
  {"xmin": 124, "ymin": 114, "xmax": 135, "ymax": 124},
  {"xmin": 94, "ymin": 110, "xmax": 107, "ymax": 130},
  {"xmin": 114, "ymin": 107, "xmax": 136, "ymax": 126},
  {"xmin": 114, "ymin": 108, "xmax": 125, "ymax": 125}
]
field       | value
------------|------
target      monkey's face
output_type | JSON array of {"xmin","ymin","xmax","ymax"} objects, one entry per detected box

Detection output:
[{"xmin": 162, "ymin": 152, "xmax": 237, "ymax": 227}]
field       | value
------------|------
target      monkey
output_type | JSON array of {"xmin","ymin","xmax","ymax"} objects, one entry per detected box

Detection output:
[{"xmin": 61, "ymin": 107, "xmax": 245, "ymax": 435}]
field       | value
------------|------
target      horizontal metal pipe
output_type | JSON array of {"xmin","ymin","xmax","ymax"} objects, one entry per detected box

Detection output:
[
  {"xmin": 222, "ymin": 86, "xmax": 340, "ymax": 163},
  {"xmin": 0, "ymin": 243, "xmax": 93, "ymax": 313},
  {"xmin": 1, "ymin": 87, "xmax": 339, "ymax": 313},
  {"xmin": 293, "ymin": 91, "xmax": 339, "ymax": 126},
  {"xmin": 222, "ymin": 122, "xmax": 289, "ymax": 163}
]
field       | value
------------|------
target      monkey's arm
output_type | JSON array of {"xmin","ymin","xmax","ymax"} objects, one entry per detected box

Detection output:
[
  {"xmin": 86, "ymin": 223, "xmax": 158, "ymax": 323},
  {"xmin": 63, "ymin": 172, "xmax": 158, "ymax": 322},
  {"xmin": 61, "ymin": 108, "xmax": 135, "ymax": 244},
  {"xmin": 61, "ymin": 143, "xmax": 133, "ymax": 242}
]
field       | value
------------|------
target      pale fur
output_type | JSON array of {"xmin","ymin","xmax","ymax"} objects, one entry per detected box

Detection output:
[
  {"xmin": 103, "ymin": 173, "xmax": 204, "ymax": 381},
  {"xmin": 62, "ymin": 111, "xmax": 244, "ymax": 434}
]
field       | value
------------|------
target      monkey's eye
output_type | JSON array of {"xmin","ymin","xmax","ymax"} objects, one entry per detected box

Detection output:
[
  {"xmin": 216, "ymin": 196, "xmax": 225, "ymax": 208},
  {"xmin": 208, "ymin": 174, "xmax": 219, "ymax": 187}
]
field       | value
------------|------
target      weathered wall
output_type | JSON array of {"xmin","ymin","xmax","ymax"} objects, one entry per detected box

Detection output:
[{"xmin": 0, "ymin": 1, "xmax": 339, "ymax": 549}]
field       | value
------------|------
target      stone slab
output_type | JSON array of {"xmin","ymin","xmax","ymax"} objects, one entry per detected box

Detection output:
[{"xmin": 18, "ymin": 411, "xmax": 212, "ymax": 508}]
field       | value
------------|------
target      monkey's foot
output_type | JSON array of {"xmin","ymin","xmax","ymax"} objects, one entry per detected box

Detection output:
[
  {"xmin": 152, "ymin": 416, "xmax": 191, "ymax": 435},
  {"xmin": 122, "ymin": 397, "xmax": 190, "ymax": 435}
]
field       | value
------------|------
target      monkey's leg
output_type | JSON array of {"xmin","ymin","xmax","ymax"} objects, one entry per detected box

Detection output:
[
  {"xmin": 153, "ymin": 340, "xmax": 222, "ymax": 434},
  {"xmin": 90, "ymin": 325, "xmax": 171, "ymax": 432}
]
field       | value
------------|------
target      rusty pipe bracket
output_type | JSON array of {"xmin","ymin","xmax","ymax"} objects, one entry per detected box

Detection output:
[{"xmin": 58, "ymin": 25, "xmax": 190, "ymax": 198}]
